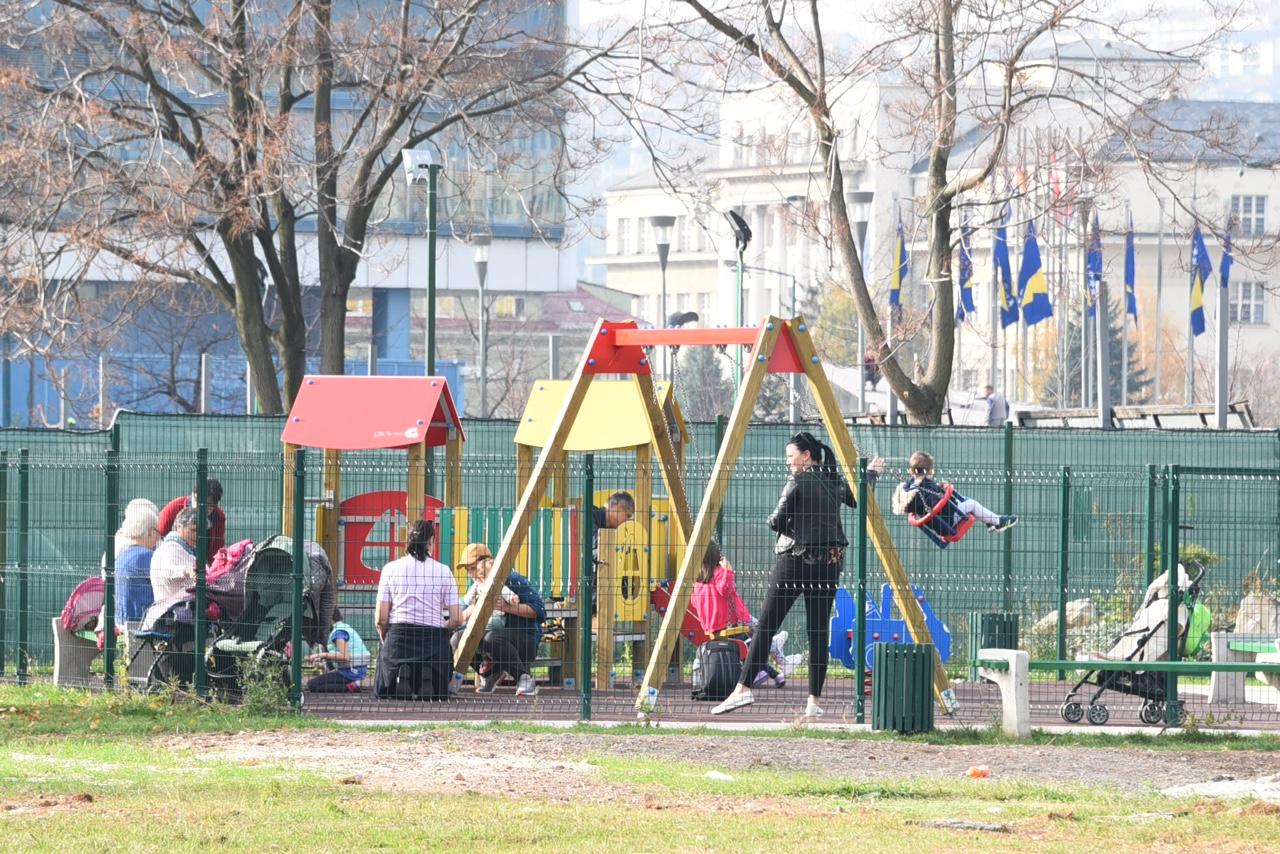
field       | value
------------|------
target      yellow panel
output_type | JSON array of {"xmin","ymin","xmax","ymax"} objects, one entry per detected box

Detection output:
[
  {"xmin": 451, "ymin": 507, "xmax": 469, "ymax": 590},
  {"xmin": 604, "ymin": 519, "xmax": 648, "ymax": 623},
  {"xmin": 514, "ymin": 380, "xmax": 688, "ymax": 451},
  {"xmin": 551, "ymin": 508, "xmax": 565, "ymax": 595}
]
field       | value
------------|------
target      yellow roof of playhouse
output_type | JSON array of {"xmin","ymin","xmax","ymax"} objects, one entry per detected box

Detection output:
[{"xmin": 514, "ymin": 380, "xmax": 689, "ymax": 451}]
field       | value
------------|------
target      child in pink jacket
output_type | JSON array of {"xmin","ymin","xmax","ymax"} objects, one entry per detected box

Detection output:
[{"xmin": 690, "ymin": 541, "xmax": 788, "ymax": 688}]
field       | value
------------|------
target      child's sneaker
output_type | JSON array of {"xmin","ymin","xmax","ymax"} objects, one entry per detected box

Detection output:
[
  {"xmin": 988, "ymin": 515, "xmax": 1018, "ymax": 533},
  {"xmin": 448, "ymin": 671, "xmax": 464, "ymax": 696},
  {"xmin": 774, "ymin": 674, "xmax": 786, "ymax": 688},
  {"xmin": 752, "ymin": 670, "xmax": 769, "ymax": 688},
  {"xmin": 515, "ymin": 673, "xmax": 538, "ymax": 696},
  {"xmin": 769, "ymin": 630, "xmax": 789, "ymax": 667},
  {"xmin": 345, "ymin": 680, "xmax": 362, "ymax": 694},
  {"xmin": 476, "ymin": 671, "xmax": 501, "ymax": 693}
]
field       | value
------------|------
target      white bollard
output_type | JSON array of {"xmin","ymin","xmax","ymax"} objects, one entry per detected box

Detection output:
[{"xmin": 978, "ymin": 648, "xmax": 1030, "ymax": 738}]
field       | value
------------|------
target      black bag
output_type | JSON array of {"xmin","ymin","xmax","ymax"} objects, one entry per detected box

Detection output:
[{"xmin": 691, "ymin": 640, "xmax": 740, "ymax": 702}]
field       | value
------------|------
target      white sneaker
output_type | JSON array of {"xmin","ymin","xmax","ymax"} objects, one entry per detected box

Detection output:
[
  {"xmin": 515, "ymin": 673, "xmax": 538, "ymax": 696},
  {"xmin": 770, "ymin": 630, "xmax": 789, "ymax": 667},
  {"xmin": 448, "ymin": 671, "xmax": 464, "ymax": 696},
  {"xmin": 804, "ymin": 699, "xmax": 824, "ymax": 718},
  {"xmin": 711, "ymin": 689, "xmax": 754, "ymax": 715}
]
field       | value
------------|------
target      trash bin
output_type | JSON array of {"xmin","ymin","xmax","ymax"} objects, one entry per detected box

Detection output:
[
  {"xmin": 871, "ymin": 642, "xmax": 935, "ymax": 734},
  {"xmin": 967, "ymin": 612, "xmax": 1019, "ymax": 681}
]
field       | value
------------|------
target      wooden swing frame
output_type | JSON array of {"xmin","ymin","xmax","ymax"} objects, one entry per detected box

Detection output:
[{"xmin": 452, "ymin": 315, "xmax": 956, "ymax": 714}]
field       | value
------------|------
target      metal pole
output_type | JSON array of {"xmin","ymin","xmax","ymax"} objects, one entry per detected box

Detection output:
[
  {"xmin": 199, "ymin": 353, "xmax": 210, "ymax": 414},
  {"xmin": 547, "ymin": 334, "xmax": 560, "ymax": 379},
  {"xmin": 0, "ymin": 451, "xmax": 6, "ymax": 675},
  {"xmin": 1215, "ymin": 249, "xmax": 1229, "ymax": 429},
  {"xmin": 658, "ymin": 250, "xmax": 669, "ymax": 380},
  {"xmin": 989, "ymin": 232, "xmax": 999, "ymax": 390},
  {"xmin": 1144, "ymin": 463, "xmax": 1158, "ymax": 588},
  {"xmin": 98, "ymin": 354, "xmax": 107, "ymax": 429},
  {"xmin": 1155, "ymin": 200, "xmax": 1164, "ymax": 401},
  {"xmin": 788, "ymin": 276, "xmax": 797, "ymax": 423},
  {"xmin": 1080, "ymin": 206, "xmax": 1089, "ymax": 408},
  {"xmin": 857, "ymin": 321, "xmax": 866, "ymax": 412},
  {"xmin": 426, "ymin": 163, "xmax": 441, "ymax": 376},
  {"xmin": 1165, "ymin": 465, "xmax": 1181, "ymax": 725},
  {"xmin": 1186, "ymin": 262, "xmax": 1196, "ymax": 405},
  {"xmin": 855, "ymin": 457, "xmax": 868, "ymax": 724},
  {"xmin": 1056, "ymin": 466, "xmax": 1071, "ymax": 681},
  {"xmin": 245, "ymin": 359, "xmax": 253, "ymax": 415},
  {"xmin": 16, "ymin": 448, "xmax": 28, "ymax": 684},
  {"xmin": 194, "ymin": 449, "xmax": 209, "ymax": 697},
  {"xmin": 1, "ymin": 335, "xmax": 9, "ymax": 427},
  {"xmin": 1002, "ymin": 422, "xmax": 1014, "ymax": 610},
  {"xmin": 579, "ymin": 453, "xmax": 595, "ymax": 721},
  {"xmin": 1097, "ymin": 278, "xmax": 1113, "ymax": 429},
  {"xmin": 291, "ymin": 447, "xmax": 306, "ymax": 711},
  {"xmin": 1121, "ymin": 313, "xmax": 1129, "ymax": 405},
  {"xmin": 103, "ymin": 448, "xmax": 119, "ymax": 687},
  {"xmin": 734, "ymin": 250, "xmax": 744, "ymax": 393},
  {"xmin": 478, "ymin": 263, "xmax": 488, "ymax": 417},
  {"xmin": 367, "ymin": 342, "xmax": 377, "ymax": 377}
]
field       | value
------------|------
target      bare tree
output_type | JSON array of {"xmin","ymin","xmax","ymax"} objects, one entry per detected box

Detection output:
[
  {"xmin": 622, "ymin": 0, "xmax": 1240, "ymax": 423},
  {"xmin": 0, "ymin": 1, "xmax": 633, "ymax": 412}
]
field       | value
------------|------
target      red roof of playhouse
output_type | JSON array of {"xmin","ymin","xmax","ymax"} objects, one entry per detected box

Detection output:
[{"xmin": 281, "ymin": 376, "xmax": 464, "ymax": 451}]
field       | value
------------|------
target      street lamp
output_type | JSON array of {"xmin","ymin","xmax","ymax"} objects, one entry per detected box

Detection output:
[
  {"xmin": 725, "ymin": 260, "xmax": 802, "ymax": 421},
  {"xmin": 649, "ymin": 215, "xmax": 676, "ymax": 377},
  {"xmin": 401, "ymin": 148, "xmax": 442, "ymax": 376},
  {"xmin": 473, "ymin": 234, "xmax": 491, "ymax": 417},
  {"xmin": 725, "ymin": 210, "xmax": 753, "ymax": 393}
]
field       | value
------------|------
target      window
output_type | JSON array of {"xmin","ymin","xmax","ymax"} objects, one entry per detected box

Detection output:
[
  {"xmin": 1230, "ymin": 281, "xmax": 1267, "ymax": 324},
  {"xmin": 616, "ymin": 217, "xmax": 631, "ymax": 255},
  {"xmin": 676, "ymin": 293, "xmax": 690, "ymax": 313},
  {"xmin": 436, "ymin": 296, "xmax": 460, "ymax": 319},
  {"xmin": 637, "ymin": 219, "xmax": 649, "ymax": 255},
  {"xmin": 697, "ymin": 292, "xmax": 712, "ymax": 318},
  {"xmin": 1232, "ymin": 195, "xmax": 1266, "ymax": 236},
  {"xmin": 492, "ymin": 296, "xmax": 526, "ymax": 319}
]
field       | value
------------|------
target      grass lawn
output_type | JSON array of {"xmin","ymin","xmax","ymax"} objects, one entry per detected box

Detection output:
[{"xmin": 1, "ymin": 687, "xmax": 1278, "ymax": 851}]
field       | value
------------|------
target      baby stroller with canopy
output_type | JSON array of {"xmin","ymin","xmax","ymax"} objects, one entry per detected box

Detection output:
[
  {"xmin": 206, "ymin": 536, "xmax": 334, "ymax": 700},
  {"xmin": 1059, "ymin": 562, "xmax": 1210, "ymax": 726}
]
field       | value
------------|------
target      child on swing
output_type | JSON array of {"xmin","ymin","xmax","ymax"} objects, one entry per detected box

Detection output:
[{"xmin": 891, "ymin": 451, "xmax": 1017, "ymax": 546}]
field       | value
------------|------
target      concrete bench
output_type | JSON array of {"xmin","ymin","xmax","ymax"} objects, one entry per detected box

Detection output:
[
  {"xmin": 52, "ymin": 618, "xmax": 100, "ymax": 688},
  {"xmin": 976, "ymin": 648, "xmax": 1029, "ymax": 738},
  {"xmin": 1208, "ymin": 632, "xmax": 1280, "ymax": 704}
]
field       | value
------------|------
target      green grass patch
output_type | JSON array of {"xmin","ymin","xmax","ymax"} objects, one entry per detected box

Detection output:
[{"xmin": 0, "ymin": 685, "xmax": 327, "ymax": 741}]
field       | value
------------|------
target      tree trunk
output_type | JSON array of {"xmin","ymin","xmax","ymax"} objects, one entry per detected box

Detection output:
[
  {"xmin": 312, "ymin": 0, "xmax": 346, "ymax": 376},
  {"xmin": 223, "ymin": 233, "xmax": 284, "ymax": 414}
]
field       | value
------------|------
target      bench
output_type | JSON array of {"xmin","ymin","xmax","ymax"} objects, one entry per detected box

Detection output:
[
  {"xmin": 52, "ymin": 618, "xmax": 101, "ymax": 687},
  {"xmin": 1208, "ymin": 632, "xmax": 1280, "ymax": 704}
]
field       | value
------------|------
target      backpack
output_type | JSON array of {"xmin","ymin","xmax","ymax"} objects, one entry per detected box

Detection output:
[
  {"xmin": 61, "ymin": 576, "xmax": 105, "ymax": 633},
  {"xmin": 691, "ymin": 640, "xmax": 740, "ymax": 702}
]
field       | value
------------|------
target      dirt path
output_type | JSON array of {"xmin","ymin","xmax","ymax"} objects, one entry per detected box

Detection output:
[{"xmin": 170, "ymin": 728, "xmax": 1280, "ymax": 803}]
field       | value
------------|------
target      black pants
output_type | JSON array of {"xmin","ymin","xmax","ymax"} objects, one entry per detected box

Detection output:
[
  {"xmin": 452, "ymin": 627, "xmax": 537, "ymax": 679},
  {"xmin": 739, "ymin": 550, "xmax": 842, "ymax": 697},
  {"xmin": 307, "ymin": 669, "xmax": 356, "ymax": 693},
  {"xmin": 374, "ymin": 623, "xmax": 452, "ymax": 700}
]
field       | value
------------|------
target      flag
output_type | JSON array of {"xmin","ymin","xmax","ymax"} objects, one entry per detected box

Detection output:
[
  {"xmin": 994, "ymin": 207, "xmax": 1018, "ymax": 328},
  {"xmin": 1086, "ymin": 211, "xmax": 1102, "ymax": 318},
  {"xmin": 1018, "ymin": 220, "xmax": 1053, "ymax": 326},
  {"xmin": 956, "ymin": 225, "xmax": 976, "ymax": 323},
  {"xmin": 1189, "ymin": 225, "xmax": 1211, "ymax": 336},
  {"xmin": 1123, "ymin": 212, "xmax": 1137, "ymax": 321},
  {"xmin": 890, "ymin": 216, "xmax": 908, "ymax": 311}
]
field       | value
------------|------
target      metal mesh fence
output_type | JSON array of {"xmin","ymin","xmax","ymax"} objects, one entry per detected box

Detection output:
[{"xmin": 1, "ymin": 415, "xmax": 1279, "ymax": 729}]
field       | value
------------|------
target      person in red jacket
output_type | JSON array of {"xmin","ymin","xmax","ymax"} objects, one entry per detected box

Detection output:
[
  {"xmin": 690, "ymin": 541, "xmax": 787, "ymax": 688},
  {"xmin": 157, "ymin": 479, "xmax": 226, "ymax": 556}
]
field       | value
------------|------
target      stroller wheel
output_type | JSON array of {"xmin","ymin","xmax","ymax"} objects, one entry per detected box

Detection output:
[
  {"xmin": 1139, "ymin": 702, "xmax": 1164, "ymax": 725},
  {"xmin": 1059, "ymin": 701, "xmax": 1084, "ymax": 724},
  {"xmin": 1086, "ymin": 704, "xmax": 1109, "ymax": 726}
]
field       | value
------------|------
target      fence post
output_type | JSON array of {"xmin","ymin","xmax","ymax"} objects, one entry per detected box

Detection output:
[
  {"xmin": 1056, "ymin": 466, "xmax": 1071, "ymax": 681},
  {"xmin": 579, "ymin": 453, "xmax": 594, "ymax": 722},
  {"xmin": 855, "ymin": 456, "xmax": 868, "ymax": 724},
  {"xmin": 103, "ymin": 449, "xmax": 119, "ymax": 688},
  {"xmin": 1165, "ymin": 464, "xmax": 1181, "ymax": 725},
  {"xmin": 291, "ymin": 447, "xmax": 306, "ymax": 711},
  {"xmin": 0, "ymin": 450, "xmax": 6, "ymax": 676},
  {"xmin": 1002, "ymin": 422, "xmax": 1014, "ymax": 610},
  {"xmin": 1144, "ymin": 464, "xmax": 1158, "ymax": 588},
  {"xmin": 194, "ymin": 449, "xmax": 209, "ymax": 697},
  {"xmin": 16, "ymin": 448, "xmax": 29, "ymax": 684}
]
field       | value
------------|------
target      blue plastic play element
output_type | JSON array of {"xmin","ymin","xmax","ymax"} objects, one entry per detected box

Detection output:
[{"xmin": 828, "ymin": 583, "xmax": 952, "ymax": 669}]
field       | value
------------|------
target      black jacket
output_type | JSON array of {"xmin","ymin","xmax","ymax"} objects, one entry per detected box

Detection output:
[{"xmin": 767, "ymin": 468, "xmax": 856, "ymax": 554}]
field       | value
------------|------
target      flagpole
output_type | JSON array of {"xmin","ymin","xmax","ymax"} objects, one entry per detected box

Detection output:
[
  {"xmin": 1121, "ymin": 206, "xmax": 1130, "ymax": 405},
  {"xmin": 1215, "ymin": 225, "xmax": 1230, "ymax": 429},
  {"xmin": 1097, "ymin": 276, "xmax": 1113, "ymax": 429},
  {"xmin": 1155, "ymin": 199, "xmax": 1164, "ymax": 402},
  {"xmin": 1186, "ymin": 257, "xmax": 1195, "ymax": 404},
  {"xmin": 990, "ymin": 218, "xmax": 999, "ymax": 391},
  {"xmin": 1080, "ymin": 200, "xmax": 1089, "ymax": 407}
]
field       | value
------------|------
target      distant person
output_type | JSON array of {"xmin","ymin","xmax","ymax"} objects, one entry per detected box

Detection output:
[
  {"xmin": 114, "ymin": 499, "xmax": 160, "ymax": 558},
  {"xmin": 891, "ymin": 451, "xmax": 1017, "ymax": 547},
  {"xmin": 863, "ymin": 351, "xmax": 881, "ymax": 389},
  {"xmin": 452, "ymin": 543, "xmax": 546, "ymax": 696},
  {"xmin": 157, "ymin": 479, "xmax": 226, "ymax": 556},
  {"xmin": 592, "ymin": 491, "xmax": 635, "ymax": 561},
  {"xmin": 307, "ymin": 608, "xmax": 370, "ymax": 694},
  {"xmin": 984, "ymin": 385, "xmax": 1009, "ymax": 427},
  {"xmin": 150, "ymin": 507, "xmax": 199, "ymax": 602},
  {"xmin": 374, "ymin": 520, "xmax": 463, "ymax": 700}
]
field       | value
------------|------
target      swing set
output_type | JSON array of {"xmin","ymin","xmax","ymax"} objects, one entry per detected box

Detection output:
[{"xmin": 452, "ymin": 315, "xmax": 959, "ymax": 715}]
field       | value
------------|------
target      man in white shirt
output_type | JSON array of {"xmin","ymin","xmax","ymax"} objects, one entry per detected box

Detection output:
[{"xmin": 984, "ymin": 385, "xmax": 1009, "ymax": 427}]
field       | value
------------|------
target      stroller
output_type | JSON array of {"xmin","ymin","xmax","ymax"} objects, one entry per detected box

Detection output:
[
  {"xmin": 206, "ymin": 536, "xmax": 334, "ymax": 700},
  {"xmin": 1059, "ymin": 562, "xmax": 1210, "ymax": 726}
]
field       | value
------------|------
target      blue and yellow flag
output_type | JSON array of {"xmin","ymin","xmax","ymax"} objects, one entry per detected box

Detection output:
[
  {"xmin": 1086, "ymin": 211, "xmax": 1102, "ymax": 318},
  {"xmin": 1018, "ymin": 221, "xmax": 1053, "ymax": 326},
  {"xmin": 890, "ymin": 216, "xmax": 908, "ymax": 311},
  {"xmin": 956, "ymin": 224, "xmax": 976, "ymax": 324},
  {"xmin": 1123, "ymin": 213, "xmax": 1137, "ymax": 321},
  {"xmin": 1189, "ymin": 226, "xmax": 1210, "ymax": 336},
  {"xmin": 994, "ymin": 207, "xmax": 1018, "ymax": 328}
]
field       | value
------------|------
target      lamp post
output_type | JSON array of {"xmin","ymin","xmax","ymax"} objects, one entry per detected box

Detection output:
[
  {"xmin": 473, "ymin": 234, "xmax": 491, "ymax": 417},
  {"xmin": 726, "ymin": 210, "xmax": 753, "ymax": 393},
  {"xmin": 401, "ymin": 148, "xmax": 442, "ymax": 376},
  {"xmin": 725, "ymin": 260, "xmax": 800, "ymax": 420},
  {"xmin": 650, "ymin": 215, "xmax": 676, "ymax": 379}
]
